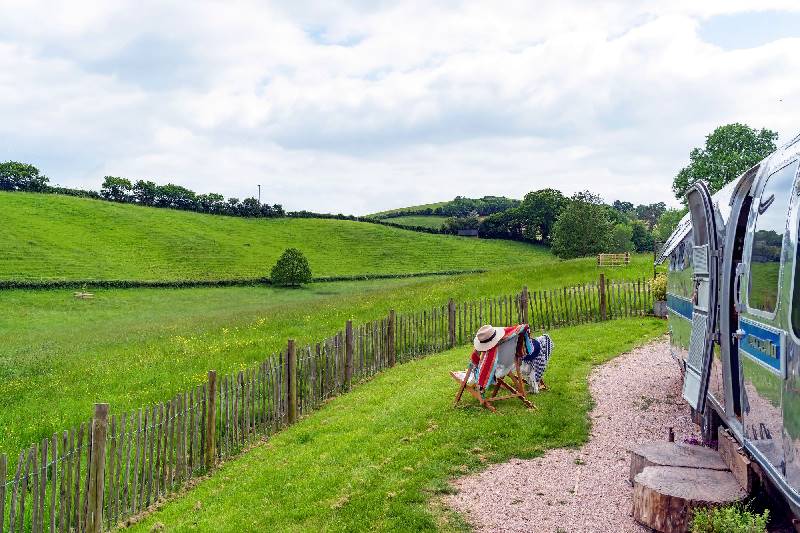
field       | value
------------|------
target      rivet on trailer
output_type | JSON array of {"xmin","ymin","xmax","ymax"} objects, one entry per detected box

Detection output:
[{"xmin": 657, "ymin": 132, "xmax": 800, "ymax": 516}]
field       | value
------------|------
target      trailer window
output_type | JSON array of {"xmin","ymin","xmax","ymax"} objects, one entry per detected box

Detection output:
[{"xmin": 748, "ymin": 161, "xmax": 798, "ymax": 313}]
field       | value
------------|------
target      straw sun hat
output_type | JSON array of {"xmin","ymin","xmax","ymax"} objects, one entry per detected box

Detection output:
[{"xmin": 473, "ymin": 324, "xmax": 506, "ymax": 351}]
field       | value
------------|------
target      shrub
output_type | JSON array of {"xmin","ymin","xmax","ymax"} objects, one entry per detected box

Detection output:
[
  {"xmin": 652, "ymin": 273, "xmax": 667, "ymax": 301},
  {"xmin": 270, "ymin": 248, "xmax": 312, "ymax": 287},
  {"xmin": 691, "ymin": 503, "xmax": 768, "ymax": 533},
  {"xmin": 609, "ymin": 222, "xmax": 635, "ymax": 253}
]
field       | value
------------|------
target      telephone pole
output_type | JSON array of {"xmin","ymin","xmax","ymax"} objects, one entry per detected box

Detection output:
[{"xmin": 257, "ymin": 184, "xmax": 261, "ymax": 205}]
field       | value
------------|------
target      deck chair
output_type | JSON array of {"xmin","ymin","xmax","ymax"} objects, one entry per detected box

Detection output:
[{"xmin": 450, "ymin": 330, "xmax": 535, "ymax": 412}]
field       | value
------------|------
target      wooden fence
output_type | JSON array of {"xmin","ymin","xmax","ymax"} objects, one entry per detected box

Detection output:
[{"xmin": 0, "ymin": 275, "xmax": 652, "ymax": 532}]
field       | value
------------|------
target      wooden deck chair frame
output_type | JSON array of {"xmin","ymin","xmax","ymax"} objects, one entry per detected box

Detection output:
[{"xmin": 451, "ymin": 342, "xmax": 535, "ymax": 412}]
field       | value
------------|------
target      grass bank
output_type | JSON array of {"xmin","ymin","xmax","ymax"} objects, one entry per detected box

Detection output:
[
  {"xmin": 1, "ymin": 192, "xmax": 551, "ymax": 281},
  {"xmin": 127, "ymin": 318, "xmax": 666, "ymax": 532}
]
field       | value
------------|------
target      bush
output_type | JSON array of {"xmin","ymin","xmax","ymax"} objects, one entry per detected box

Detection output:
[
  {"xmin": 691, "ymin": 503, "xmax": 768, "ymax": 533},
  {"xmin": 609, "ymin": 222, "xmax": 635, "ymax": 253},
  {"xmin": 270, "ymin": 248, "xmax": 312, "ymax": 287},
  {"xmin": 652, "ymin": 273, "xmax": 667, "ymax": 301}
]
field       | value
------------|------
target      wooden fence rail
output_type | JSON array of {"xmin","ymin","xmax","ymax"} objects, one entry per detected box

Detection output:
[{"xmin": 0, "ymin": 275, "xmax": 651, "ymax": 532}]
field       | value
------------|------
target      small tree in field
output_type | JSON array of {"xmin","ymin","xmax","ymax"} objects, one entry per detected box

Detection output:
[{"xmin": 271, "ymin": 248, "xmax": 312, "ymax": 287}]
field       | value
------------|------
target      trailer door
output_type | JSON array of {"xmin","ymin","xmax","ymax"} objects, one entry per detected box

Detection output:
[{"xmin": 683, "ymin": 181, "xmax": 720, "ymax": 413}]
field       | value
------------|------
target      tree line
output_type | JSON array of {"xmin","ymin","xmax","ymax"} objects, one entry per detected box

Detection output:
[
  {"xmin": 0, "ymin": 162, "xmax": 285, "ymax": 218},
  {"xmin": 464, "ymin": 188, "xmax": 677, "ymax": 259}
]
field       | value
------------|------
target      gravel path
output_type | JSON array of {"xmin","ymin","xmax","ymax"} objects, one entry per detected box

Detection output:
[{"xmin": 446, "ymin": 338, "xmax": 699, "ymax": 533}]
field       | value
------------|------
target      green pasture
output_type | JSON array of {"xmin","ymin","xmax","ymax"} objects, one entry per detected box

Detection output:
[
  {"xmin": 0, "ymin": 193, "xmax": 548, "ymax": 281},
  {"xmin": 385, "ymin": 215, "xmax": 448, "ymax": 229},
  {"xmin": 370, "ymin": 201, "xmax": 449, "ymax": 218},
  {"xmin": 0, "ymin": 256, "xmax": 654, "ymax": 455},
  {"xmin": 128, "ymin": 318, "xmax": 665, "ymax": 532}
]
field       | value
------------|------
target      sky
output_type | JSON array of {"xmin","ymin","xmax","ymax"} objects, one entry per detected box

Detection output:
[{"xmin": 2, "ymin": 1, "xmax": 800, "ymax": 215}]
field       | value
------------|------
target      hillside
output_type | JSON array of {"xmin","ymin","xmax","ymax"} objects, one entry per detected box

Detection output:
[
  {"xmin": 385, "ymin": 215, "xmax": 448, "ymax": 229},
  {"xmin": 369, "ymin": 201, "xmax": 449, "ymax": 217},
  {"xmin": 0, "ymin": 192, "xmax": 552, "ymax": 281}
]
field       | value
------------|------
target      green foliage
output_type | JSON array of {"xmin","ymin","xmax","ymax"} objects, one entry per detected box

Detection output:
[
  {"xmin": 270, "ymin": 248, "xmax": 312, "ymax": 286},
  {"xmin": 479, "ymin": 208, "xmax": 523, "ymax": 240},
  {"xmin": 551, "ymin": 193, "xmax": 613, "ymax": 259},
  {"xmin": 631, "ymin": 220, "xmax": 655, "ymax": 252},
  {"xmin": 128, "ymin": 319, "xmax": 665, "ymax": 533},
  {"xmin": 443, "ymin": 212, "xmax": 481, "ymax": 233},
  {"xmin": 1, "ymin": 192, "xmax": 555, "ymax": 281},
  {"xmin": 673, "ymin": 123, "xmax": 778, "ymax": 201},
  {"xmin": 690, "ymin": 504, "xmax": 769, "ymax": 533},
  {"xmin": 100, "ymin": 176, "xmax": 133, "ymax": 202},
  {"xmin": 654, "ymin": 207, "xmax": 688, "ymax": 243},
  {"xmin": 517, "ymin": 188, "xmax": 568, "ymax": 243},
  {"xmin": 635, "ymin": 202, "xmax": 667, "ymax": 230},
  {"xmin": 0, "ymin": 161, "xmax": 49, "ymax": 191},
  {"xmin": 652, "ymin": 273, "xmax": 667, "ymax": 301},
  {"xmin": 609, "ymin": 222, "xmax": 635, "ymax": 253}
]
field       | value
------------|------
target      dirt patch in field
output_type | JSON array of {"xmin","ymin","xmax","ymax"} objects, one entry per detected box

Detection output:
[{"xmin": 446, "ymin": 338, "xmax": 699, "ymax": 533}]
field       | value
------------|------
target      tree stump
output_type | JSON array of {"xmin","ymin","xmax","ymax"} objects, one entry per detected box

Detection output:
[
  {"xmin": 629, "ymin": 441, "xmax": 727, "ymax": 483},
  {"xmin": 632, "ymin": 466, "xmax": 747, "ymax": 533}
]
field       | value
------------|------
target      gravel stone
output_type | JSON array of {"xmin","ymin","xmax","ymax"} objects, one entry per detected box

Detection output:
[{"xmin": 446, "ymin": 338, "xmax": 699, "ymax": 533}]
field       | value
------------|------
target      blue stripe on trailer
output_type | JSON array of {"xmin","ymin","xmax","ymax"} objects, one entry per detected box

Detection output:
[{"xmin": 667, "ymin": 293, "xmax": 693, "ymax": 320}]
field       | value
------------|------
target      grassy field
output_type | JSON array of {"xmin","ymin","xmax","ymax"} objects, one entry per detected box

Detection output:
[
  {"xmin": 127, "ymin": 318, "xmax": 665, "ymax": 532},
  {"xmin": 370, "ymin": 201, "xmax": 449, "ymax": 218},
  {"xmin": 0, "ymin": 192, "xmax": 550, "ymax": 281},
  {"xmin": 0, "ymin": 257, "xmax": 656, "ymax": 455},
  {"xmin": 386, "ymin": 215, "xmax": 448, "ymax": 229}
]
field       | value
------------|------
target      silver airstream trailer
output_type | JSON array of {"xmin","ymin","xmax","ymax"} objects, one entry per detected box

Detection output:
[{"xmin": 659, "ymin": 133, "xmax": 800, "ymax": 514}]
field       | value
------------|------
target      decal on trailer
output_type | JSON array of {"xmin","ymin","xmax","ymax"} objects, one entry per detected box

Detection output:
[{"xmin": 740, "ymin": 317, "xmax": 785, "ymax": 376}]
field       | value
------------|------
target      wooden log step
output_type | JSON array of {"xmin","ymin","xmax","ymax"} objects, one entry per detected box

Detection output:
[
  {"xmin": 629, "ymin": 441, "xmax": 728, "ymax": 483},
  {"xmin": 632, "ymin": 466, "xmax": 747, "ymax": 533}
]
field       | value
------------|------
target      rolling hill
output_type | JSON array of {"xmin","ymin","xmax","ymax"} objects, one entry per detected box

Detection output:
[{"xmin": 0, "ymin": 192, "xmax": 552, "ymax": 281}]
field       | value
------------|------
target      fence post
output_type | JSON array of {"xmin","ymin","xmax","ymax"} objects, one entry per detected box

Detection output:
[
  {"xmin": 599, "ymin": 273, "xmax": 607, "ymax": 321},
  {"xmin": 388, "ymin": 310, "xmax": 396, "ymax": 367},
  {"xmin": 87, "ymin": 403, "xmax": 108, "ymax": 533},
  {"xmin": 521, "ymin": 286, "xmax": 529, "ymax": 324},
  {"xmin": 345, "ymin": 320, "xmax": 354, "ymax": 389},
  {"xmin": 205, "ymin": 370, "xmax": 217, "ymax": 470},
  {"xmin": 448, "ymin": 299, "xmax": 456, "ymax": 348},
  {"xmin": 287, "ymin": 339, "xmax": 297, "ymax": 424}
]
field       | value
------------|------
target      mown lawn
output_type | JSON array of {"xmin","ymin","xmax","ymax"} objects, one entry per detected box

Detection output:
[
  {"xmin": 127, "ymin": 318, "xmax": 666, "ymax": 532},
  {"xmin": 0, "ymin": 258, "xmax": 655, "ymax": 455},
  {"xmin": 0, "ymin": 192, "xmax": 551, "ymax": 281}
]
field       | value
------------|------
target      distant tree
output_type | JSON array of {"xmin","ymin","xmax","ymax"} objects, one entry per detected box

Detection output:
[
  {"xmin": 479, "ymin": 208, "xmax": 523, "ymax": 240},
  {"xmin": 271, "ymin": 248, "xmax": 312, "ymax": 287},
  {"xmin": 551, "ymin": 192, "xmax": 612, "ymax": 259},
  {"xmin": 0, "ymin": 161, "xmax": 49, "ymax": 191},
  {"xmin": 197, "ymin": 192, "xmax": 226, "ymax": 214},
  {"xmin": 132, "ymin": 180, "xmax": 157, "ymax": 205},
  {"xmin": 443, "ymin": 211, "xmax": 481, "ymax": 234},
  {"xmin": 612, "ymin": 200, "xmax": 635, "ymax": 214},
  {"xmin": 609, "ymin": 222, "xmax": 635, "ymax": 252},
  {"xmin": 604, "ymin": 205, "xmax": 630, "ymax": 225},
  {"xmin": 654, "ymin": 207, "xmax": 688, "ymax": 243},
  {"xmin": 100, "ymin": 176, "xmax": 133, "ymax": 202},
  {"xmin": 673, "ymin": 123, "xmax": 778, "ymax": 200},
  {"xmin": 238, "ymin": 197, "xmax": 261, "ymax": 217},
  {"xmin": 630, "ymin": 220, "xmax": 655, "ymax": 252},
  {"xmin": 517, "ymin": 188, "xmax": 567, "ymax": 243},
  {"xmin": 635, "ymin": 202, "xmax": 666, "ymax": 230}
]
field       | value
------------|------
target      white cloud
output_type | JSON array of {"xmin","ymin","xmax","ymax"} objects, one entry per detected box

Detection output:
[{"xmin": 1, "ymin": 1, "xmax": 799, "ymax": 213}]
